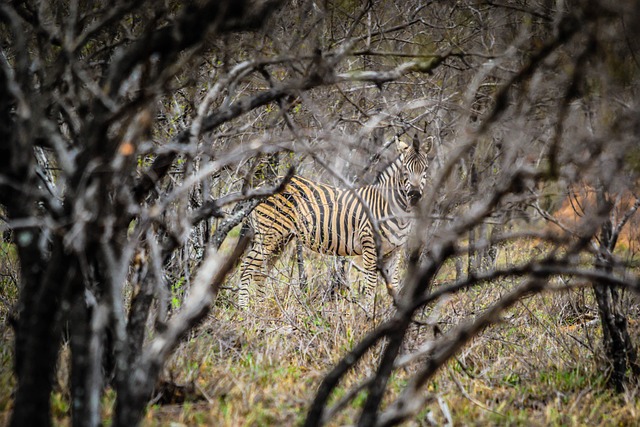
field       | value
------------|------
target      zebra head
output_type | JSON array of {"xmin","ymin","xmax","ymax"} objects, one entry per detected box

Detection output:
[{"xmin": 395, "ymin": 134, "xmax": 432, "ymax": 207}]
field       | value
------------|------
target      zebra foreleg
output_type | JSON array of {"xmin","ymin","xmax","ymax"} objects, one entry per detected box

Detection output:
[
  {"xmin": 360, "ymin": 233, "xmax": 380, "ymax": 300},
  {"xmin": 382, "ymin": 250, "xmax": 402, "ymax": 302}
]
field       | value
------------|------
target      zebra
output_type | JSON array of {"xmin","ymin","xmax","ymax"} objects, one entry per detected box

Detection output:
[{"xmin": 237, "ymin": 134, "xmax": 432, "ymax": 308}]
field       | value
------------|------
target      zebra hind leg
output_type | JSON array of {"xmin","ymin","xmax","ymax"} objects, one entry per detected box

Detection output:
[
  {"xmin": 238, "ymin": 243, "xmax": 268, "ymax": 309},
  {"xmin": 296, "ymin": 240, "xmax": 308, "ymax": 290},
  {"xmin": 237, "ymin": 231, "xmax": 291, "ymax": 309}
]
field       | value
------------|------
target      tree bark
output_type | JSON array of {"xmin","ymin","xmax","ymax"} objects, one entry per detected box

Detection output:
[
  {"xmin": 69, "ymin": 291, "xmax": 92, "ymax": 427},
  {"xmin": 10, "ymin": 239, "xmax": 73, "ymax": 427},
  {"xmin": 593, "ymin": 216, "xmax": 639, "ymax": 391}
]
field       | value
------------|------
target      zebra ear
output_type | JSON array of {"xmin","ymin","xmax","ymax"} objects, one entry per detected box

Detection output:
[
  {"xmin": 423, "ymin": 136, "xmax": 433, "ymax": 153},
  {"xmin": 412, "ymin": 133, "xmax": 420, "ymax": 151},
  {"xmin": 395, "ymin": 136, "xmax": 409, "ymax": 153}
]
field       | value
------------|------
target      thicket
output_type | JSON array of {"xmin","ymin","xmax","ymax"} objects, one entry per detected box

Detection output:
[{"xmin": 1, "ymin": 1, "xmax": 639, "ymax": 426}]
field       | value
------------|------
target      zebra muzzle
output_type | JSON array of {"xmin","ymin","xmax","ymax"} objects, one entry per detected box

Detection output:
[{"xmin": 408, "ymin": 189, "xmax": 421, "ymax": 206}]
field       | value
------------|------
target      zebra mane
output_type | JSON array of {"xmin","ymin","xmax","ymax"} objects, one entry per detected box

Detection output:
[{"xmin": 372, "ymin": 156, "xmax": 402, "ymax": 186}]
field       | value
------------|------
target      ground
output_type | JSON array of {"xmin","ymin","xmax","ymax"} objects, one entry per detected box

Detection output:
[{"xmin": 1, "ymin": 241, "xmax": 639, "ymax": 426}]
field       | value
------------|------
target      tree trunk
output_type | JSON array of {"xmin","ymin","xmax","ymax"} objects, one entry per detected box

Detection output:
[
  {"xmin": 69, "ymin": 291, "xmax": 93, "ymax": 427},
  {"xmin": 592, "ymin": 217, "xmax": 639, "ymax": 391},
  {"xmin": 10, "ymin": 239, "xmax": 71, "ymax": 427},
  {"xmin": 593, "ymin": 283, "xmax": 638, "ymax": 391},
  {"xmin": 467, "ymin": 150, "xmax": 478, "ymax": 277}
]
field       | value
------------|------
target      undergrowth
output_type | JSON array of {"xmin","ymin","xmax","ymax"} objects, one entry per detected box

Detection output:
[{"xmin": 0, "ymin": 241, "xmax": 639, "ymax": 426}]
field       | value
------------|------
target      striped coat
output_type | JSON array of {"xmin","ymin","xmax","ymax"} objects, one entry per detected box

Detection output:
[{"xmin": 238, "ymin": 134, "xmax": 431, "ymax": 308}]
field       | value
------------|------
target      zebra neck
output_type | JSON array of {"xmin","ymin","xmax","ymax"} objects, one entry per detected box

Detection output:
[
  {"xmin": 356, "ymin": 181, "xmax": 412, "ymax": 249},
  {"xmin": 353, "ymin": 182, "xmax": 411, "ymax": 225},
  {"xmin": 369, "ymin": 183, "xmax": 410, "ymax": 212},
  {"xmin": 369, "ymin": 157, "xmax": 411, "ymax": 213}
]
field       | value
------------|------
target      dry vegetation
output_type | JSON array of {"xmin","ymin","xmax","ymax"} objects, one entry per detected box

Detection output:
[
  {"xmin": 2, "ymin": 0, "xmax": 640, "ymax": 426},
  {"xmin": 2, "ymin": 239, "xmax": 638, "ymax": 425},
  {"xmin": 147, "ymin": 242, "xmax": 640, "ymax": 426},
  {"xmin": 148, "ymin": 244, "xmax": 638, "ymax": 426}
]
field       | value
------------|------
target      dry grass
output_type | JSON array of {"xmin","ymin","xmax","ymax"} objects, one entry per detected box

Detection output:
[
  {"xmin": 141, "ymin": 243, "xmax": 640, "ymax": 426},
  {"xmin": 1, "ymin": 242, "xmax": 639, "ymax": 426}
]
